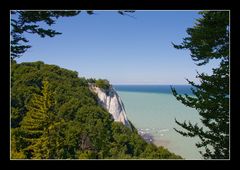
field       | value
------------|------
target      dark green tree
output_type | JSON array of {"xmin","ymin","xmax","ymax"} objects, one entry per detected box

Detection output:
[
  {"xmin": 10, "ymin": 10, "xmax": 135, "ymax": 60},
  {"xmin": 171, "ymin": 11, "xmax": 229, "ymax": 159},
  {"xmin": 11, "ymin": 128, "xmax": 26, "ymax": 159},
  {"xmin": 11, "ymin": 61, "xmax": 182, "ymax": 159},
  {"xmin": 95, "ymin": 79, "xmax": 110, "ymax": 90},
  {"xmin": 11, "ymin": 11, "xmax": 80, "ymax": 59}
]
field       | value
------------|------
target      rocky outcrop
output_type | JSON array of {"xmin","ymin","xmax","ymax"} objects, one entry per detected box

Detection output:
[{"xmin": 89, "ymin": 84, "xmax": 132, "ymax": 130}]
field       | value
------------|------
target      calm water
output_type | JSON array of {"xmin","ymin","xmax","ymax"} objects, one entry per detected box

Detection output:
[
  {"xmin": 114, "ymin": 85, "xmax": 194, "ymax": 95},
  {"xmin": 114, "ymin": 85, "xmax": 203, "ymax": 159}
]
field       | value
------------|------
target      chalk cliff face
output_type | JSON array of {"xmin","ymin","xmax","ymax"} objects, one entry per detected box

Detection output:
[{"xmin": 89, "ymin": 85, "xmax": 132, "ymax": 130}]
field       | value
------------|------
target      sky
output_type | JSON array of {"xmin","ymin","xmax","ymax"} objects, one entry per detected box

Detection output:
[{"xmin": 14, "ymin": 10, "xmax": 221, "ymax": 85}]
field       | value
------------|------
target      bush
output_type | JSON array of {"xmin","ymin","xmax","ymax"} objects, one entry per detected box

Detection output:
[{"xmin": 95, "ymin": 79, "xmax": 110, "ymax": 90}]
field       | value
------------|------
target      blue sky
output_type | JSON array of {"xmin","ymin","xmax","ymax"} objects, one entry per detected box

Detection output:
[{"xmin": 14, "ymin": 10, "xmax": 220, "ymax": 85}]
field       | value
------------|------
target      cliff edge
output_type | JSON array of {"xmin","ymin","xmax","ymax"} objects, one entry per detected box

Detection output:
[{"xmin": 89, "ymin": 84, "xmax": 132, "ymax": 130}]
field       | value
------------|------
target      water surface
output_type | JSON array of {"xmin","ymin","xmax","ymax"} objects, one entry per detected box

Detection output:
[{"xmin": 114, "ymin": 85, "xmax": 203, "ymax": 159}]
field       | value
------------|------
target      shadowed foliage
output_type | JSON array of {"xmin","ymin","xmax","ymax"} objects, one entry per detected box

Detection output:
[
  {"xmin": 171, "ymin": 11, "xmax": 229, "ymax": 159},
  {"xmin": 10, "ymin": 10, "xmax": 135, "ymax": 59},
  {"xmin": 11, "ymin": 61, "xmax": 182, "ymax": 159}
]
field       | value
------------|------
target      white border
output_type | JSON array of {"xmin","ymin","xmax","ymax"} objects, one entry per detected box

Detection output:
[{"xmin": 10, "ymin": 9, "xmax": 231, "ymax": 161}]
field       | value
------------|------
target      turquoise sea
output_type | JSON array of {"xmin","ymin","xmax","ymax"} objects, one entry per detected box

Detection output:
[{"xmin": 114, "ymin": 85, "xmax": 203, "ymax": 160}]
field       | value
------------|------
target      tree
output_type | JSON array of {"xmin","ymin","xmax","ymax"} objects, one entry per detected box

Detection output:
[
  {"xmin": 11, "ymin": 128, "xmax": 26, "ymax": 159},
  {"xmin": 10, "ymin": 10, "xmax": 135, "ymax": 60},
  {"xmin": 95, "ymin": 79, "xmax": 110, "ymax": 90},
  {"xmin": 10, "ymin": 11, "xmax": 80, "ymax": 59},
  {"xmin": 171, "ymin": 11, "xmax": 229, "ymax": 159},
  {"xmin": 19, "ymin": 80, "xmax": 60, "ymax": 159},
  {"xmin": 11, "ymin": 61, "xmax": 182, "ymax": 159}
]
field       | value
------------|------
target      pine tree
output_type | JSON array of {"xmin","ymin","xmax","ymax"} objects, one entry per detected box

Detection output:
[
  {"xmin": 20, "ymin": 80, "xmax": 60, "ymax": 159},
  {"xmin": 171, "ymin": 11, "xmax": 229, "ymax": 159},
  {"xmin": 11, "ymin": 128, "xmax": 26, "ymax": 159}
]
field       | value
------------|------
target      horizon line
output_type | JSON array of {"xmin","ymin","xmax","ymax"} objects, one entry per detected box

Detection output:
[{"xmin": 112, "ymin": 84, "xmax": 191, "ymax": 86}]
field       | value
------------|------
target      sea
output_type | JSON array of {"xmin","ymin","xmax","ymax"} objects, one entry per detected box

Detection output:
[{"xmin": 113, "ymin": 85, "xmax": 203, "ymax": 160}]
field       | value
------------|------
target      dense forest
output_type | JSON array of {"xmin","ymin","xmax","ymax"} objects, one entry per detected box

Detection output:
[
  {"xmin": 10, "ymin": 10, "xmax": 229, "ymax": 160},
  {"xmin": 11, "ymin": 60, "xmax": 182, "ymax": 159}
]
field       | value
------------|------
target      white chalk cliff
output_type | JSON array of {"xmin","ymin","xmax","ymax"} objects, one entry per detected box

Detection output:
[{"xmin": 89, "ymin": 85, "xmax": 132, "ymax": 130}]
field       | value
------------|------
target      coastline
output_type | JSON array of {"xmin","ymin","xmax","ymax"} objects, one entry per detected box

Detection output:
[{"xmin": 116, "ymin": 89, "xmax": 202, "ymax": 159}]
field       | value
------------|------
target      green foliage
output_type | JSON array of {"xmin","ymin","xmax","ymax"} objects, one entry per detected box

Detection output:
[
  {"xmin": 172, "ymin": 11, "xmax": 229, "ymax": 159},
  {"xmin": 87, "ymin": 78, "xmax": 96, "ymax": 84},
  {"xmin": 11, "ymin": 61, "xmax": 181, "ymax": 159},
  {"xmin": 11, "ymin": 128, "xmax": 26, "ymax": 159},
  {"xmin": 108, "ymin": 122, "xmax": 181, "ymax": 159},
  {"xmin": 11, "ymin": 11, "xmax": 80, "ymax": 59},
  {"xmin": 11, "ymin": 61, "xmax": 91, "ymax": 128},
  {"xmin": 172, "ymin": 11, "xmax": 229, "ymax": 66},
  {"xmin": 18, "ymin": 80, "xmax": 61, "ymax": 159},
  {"xmin": 11, "ymin": 10, "xmax": 135, "ymax": 59},
  {"xmin": 77, "ymin": 150, "xmax": 97, "ymax": 159},
  {"xmin": 95, "ymin": 79, "xmax": 110, "ymax": 90}
]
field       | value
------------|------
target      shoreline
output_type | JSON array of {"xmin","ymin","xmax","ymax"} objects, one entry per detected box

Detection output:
[{"xmin": 117, "ymin": 90, "xmax": 202, "ymax": 159}]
